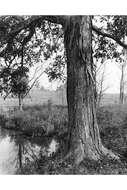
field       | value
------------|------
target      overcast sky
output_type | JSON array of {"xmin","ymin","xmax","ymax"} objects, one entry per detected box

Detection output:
[{"xmin": 102, "ymin": 61, "xmax": 122, "ymax": 94}]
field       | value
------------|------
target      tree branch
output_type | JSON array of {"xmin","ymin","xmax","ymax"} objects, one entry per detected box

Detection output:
[
  {"xmin": 3, "ymin": 15, "xmax": 65, "ymax": 41},
  {"xmin": 23, "ymin": 70, "xmax": 45, "ymax": 98},
  {"xmin": 29, "ymin": 66, "xmax": 41, "ymax": 82},
  {"xmin": 0, "ymin": 16, "xmax": 66, "ymax": 57},
  {"xmin": 92, "ymin": 25, "xmax": 127, "ymax": 49}
]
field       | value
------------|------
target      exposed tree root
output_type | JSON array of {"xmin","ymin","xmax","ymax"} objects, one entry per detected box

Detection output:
[
  {"xmin": 57, "ymin": 145, "xmax": 120, "ymax": 168},
  {"xmin": 100, "ymin": 145, "xmax": 119, "ymax": 160},
  {"xmin": 69, "ymin": 143, "xmax": 119, "ymax": 166}
]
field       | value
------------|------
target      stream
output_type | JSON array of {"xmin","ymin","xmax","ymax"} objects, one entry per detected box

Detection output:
[{"xmin": 0, "ymin": 127, "xmax": 59, "ymax": 174}]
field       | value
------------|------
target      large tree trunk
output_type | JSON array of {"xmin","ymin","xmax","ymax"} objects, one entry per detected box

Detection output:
[{"xmin": 64, "ymin": 16, "xmax": 118, "ymax": 165}]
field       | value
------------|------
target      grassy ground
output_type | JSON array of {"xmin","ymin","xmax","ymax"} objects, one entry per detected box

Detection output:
[
  {"xmin": 1, "ymin": 103, "xmax": 127, "ymax": 174},
  {"xmin": 0, "ymin": 103, "xmax": 68, "ymax": 137}
]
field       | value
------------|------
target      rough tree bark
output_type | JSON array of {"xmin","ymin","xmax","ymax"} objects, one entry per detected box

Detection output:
[{"xmin": 64, "ymin": 16, "xmax": 118, "ymax": 165}]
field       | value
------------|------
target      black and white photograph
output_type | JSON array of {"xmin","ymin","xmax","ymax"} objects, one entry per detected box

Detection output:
[{"xmin": 1, "ymin": 4, "xmax": 127, "ymax": 188}]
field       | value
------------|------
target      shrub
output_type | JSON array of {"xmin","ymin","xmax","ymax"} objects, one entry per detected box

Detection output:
[{"xmin": 97, "ymin": 105, "xmax": 127, "ymax": 155}]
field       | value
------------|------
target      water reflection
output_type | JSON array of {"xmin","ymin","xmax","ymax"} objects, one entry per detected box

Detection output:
[
  {"xmin": 0, "ymin": 136, "xmax": 17, "ymax": 174},
  {"xmin": 0, "ymin": 127, "xmax": 58, "ymax": 174}
]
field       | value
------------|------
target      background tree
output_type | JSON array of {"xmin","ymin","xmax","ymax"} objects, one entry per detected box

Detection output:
[
  {"xmin": 118, "ymin": 49, "xmax": 127, "ymax": 104},
  {"xmin": 9, "ymin": 67, "xmax": 29, "ymax": 111},
  {"xmin": 95, "ymin": 61, "xmax": 109, "ymax": 107},
  {"xmin": 0, "ymin": 65, "xmax": 29, "ymax": 110},
  {"xmin": 0, "ymin": 16, "xmax": 48, "ymax": 109}
]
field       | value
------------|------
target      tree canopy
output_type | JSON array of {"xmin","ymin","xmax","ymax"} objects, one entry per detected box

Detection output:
[{"xmin": 0, "ymin": 15, "xmax": 127, "ymax": 86}]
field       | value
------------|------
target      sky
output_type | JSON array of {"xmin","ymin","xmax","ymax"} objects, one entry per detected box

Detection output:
[{"xmin": 101, "ymin": 61, "xmax": 121, "ymax": 94}]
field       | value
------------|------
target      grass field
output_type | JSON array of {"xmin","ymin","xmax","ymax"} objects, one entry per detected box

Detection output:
[
  {"xmin": 0, "ymin": 87, "xmax": 67, "ymax": 113},
  {"xmin": 0, "ymin": 86, "xmax": 124, "ymax": 113}
]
